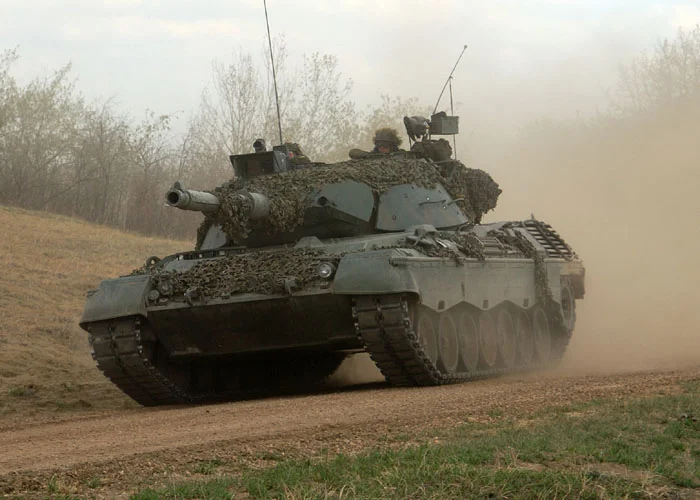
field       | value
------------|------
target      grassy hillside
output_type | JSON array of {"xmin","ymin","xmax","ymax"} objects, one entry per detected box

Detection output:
[{"xmin": 0, "ymin": 206, "xmax": 190, "ymax": 420}]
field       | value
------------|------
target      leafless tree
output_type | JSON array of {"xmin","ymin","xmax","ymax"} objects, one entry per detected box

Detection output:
[
  {"xmin": 0, "ymin": 62, "xmax": 81, "ymax": 210},
  {"xmin": 618, "ymin": 25, "xmax": 700, "ymax": 113}
]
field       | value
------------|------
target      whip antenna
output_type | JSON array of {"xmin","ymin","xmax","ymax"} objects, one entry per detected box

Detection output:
[
  {"xmin": 263, "ymin": 0, "xmax": 283, "ymax": 145},
  {"xmin": 432, "ymin": 44, "xmax": 468, "ymax": 115}
]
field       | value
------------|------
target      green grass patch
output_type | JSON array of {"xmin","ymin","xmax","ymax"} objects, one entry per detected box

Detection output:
[
  {"xmin": 7, "ymin": 385, "xmax": 36, "ymax": 397},
  {"xmin": 131, "ymin": 381, "xmax": 700, "ymax": 499},
  {"xmin": 192, "ymin": 458, "xmax": 225, "ymax": 475}
]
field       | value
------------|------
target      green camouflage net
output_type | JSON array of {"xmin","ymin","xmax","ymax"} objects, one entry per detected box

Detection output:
[
  {"xmin": 438, "ymin": 161, "xmax": 502, "ymax": 224},
  {"xmin": 197, "ymin": 157, "xmax": 501, "ymax": 248},
  {"xmin": 143, "ymin": 230, "xmax": 493, "ymax": 298},
  {"xmin": 151, "ymin": 248, "xmax": 344, "ymax": 298}
]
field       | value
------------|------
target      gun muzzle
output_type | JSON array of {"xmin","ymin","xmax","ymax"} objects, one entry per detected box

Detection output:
[{"xmin": 166, "ymin": 182, "xmax": 220, "ymax": 213}]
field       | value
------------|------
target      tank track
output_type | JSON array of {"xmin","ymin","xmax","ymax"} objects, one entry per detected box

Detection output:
[
  {"xmin": 88, "ymin": 317, "xmax": 187, "ymax": 405},
  {"xmin": 353, "ymin": 295, "xmax": 569, "ymax": 386},
  {"xmin": 87, "ymin": 317, "xmax": 346, "ymax": 406}
]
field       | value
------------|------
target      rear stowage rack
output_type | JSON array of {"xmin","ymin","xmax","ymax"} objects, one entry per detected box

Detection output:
[{"xmin": 522, "ymin": 220, "xmax": 576, "ymax": 260}]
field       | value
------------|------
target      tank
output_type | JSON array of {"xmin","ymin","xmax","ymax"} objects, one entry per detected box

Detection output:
[{"xmin": 79, "ymin": 115, "xmax": 585, "ymax": 406}]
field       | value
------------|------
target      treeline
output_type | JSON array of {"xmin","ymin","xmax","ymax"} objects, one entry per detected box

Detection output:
[
  {"xmin": 0, "ymin": 41, "xmax": 415, "ymax": 240},
  {"xmin": 0, "ymin": 53, "xmax": 184, "ymax": 237},
  {"xmin": 1, "ymin": 28, "xmax": 699, "ymax": 241}
]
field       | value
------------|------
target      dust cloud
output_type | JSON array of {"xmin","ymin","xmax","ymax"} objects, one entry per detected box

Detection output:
[
  {"xmin": 482, "ymin": 99, "xmax": 700, "ymax": 376},
  {"xmin": 327, "ymin": 354, "xmax": 385, "ymax": 387}
]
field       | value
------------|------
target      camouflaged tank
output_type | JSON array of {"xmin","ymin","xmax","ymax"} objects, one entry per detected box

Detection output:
[{"xmin": 79, "ymin": 115, "xmax": 585, "ymax": 406}]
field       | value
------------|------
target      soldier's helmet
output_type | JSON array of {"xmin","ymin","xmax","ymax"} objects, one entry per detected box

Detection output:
[{"xmin": 373, "ymin": 127, "xmax": 402, "ymax": 148}]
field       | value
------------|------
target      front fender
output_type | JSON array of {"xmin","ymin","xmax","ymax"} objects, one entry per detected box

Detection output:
[
  {"xmin": 79, "ymin": 274, "xmax": 150, "ymax": 328},
  {"xmin": 332, "ymin": 249, "xmax": 419, "ymax": 295}
]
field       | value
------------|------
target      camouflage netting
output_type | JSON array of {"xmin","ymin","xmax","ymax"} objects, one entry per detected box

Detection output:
[
  {"xmin": 151, "ymin": 248, "xmax": 343, "ymax": 298},
  {"xmin": 438, "ymin": 232, "xmax": 486, "ymax": 261},
  {"xmin": 197, "ymin": 157, "xmax": 501, "ymax": 248},
  {"xmin": 488, "ymin": 225, "xmax": 565, "ymax": 328},
  {"xmin": 410, "ymin": 139, "xmax": 453, "ymax": 162},
  {"xmin": 402, "ymin": 230, "xmax": 486, "ymax": 265},
  {"xmin": 149, "ymin": 232, "xmax": 489, "ymax": 298},
  {"xmin": 438, "ymin": 161, "xmax": 502, "ymax": 224}
]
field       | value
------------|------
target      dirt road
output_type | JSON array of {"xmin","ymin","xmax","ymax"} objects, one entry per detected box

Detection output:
[{"xmin": 1, "ymin": 365, "xmax": 698, "ymax": 498}]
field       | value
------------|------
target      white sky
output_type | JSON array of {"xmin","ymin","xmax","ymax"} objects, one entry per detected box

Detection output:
[{"xmin": 2, "ymin": 0, "xmax": 699, "ymax": 130}]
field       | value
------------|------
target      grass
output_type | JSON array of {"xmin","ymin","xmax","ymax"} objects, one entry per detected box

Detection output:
[
  {"xmin": 0, "ymin": 205, "xmax": 188, "ymax": 416},
  {"xmin": 132, "ymin": 380, "xmax": 700, "ymax": 499},
  {"xmin": 193, "ymin": 459, "xmax": 225, "ymax": 475},
  {"xmin": 7, "ymin": 385, "xmax": 36, "ymax": 397}
]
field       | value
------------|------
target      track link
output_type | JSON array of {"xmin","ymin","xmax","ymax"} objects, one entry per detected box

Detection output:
[
  {"xmin": 87, "ymin": 317, "xmax": 347, "ymax": 406},
  {"xmin": 88, "ymin": 317, "xmax": 187, "ymax": 406}
]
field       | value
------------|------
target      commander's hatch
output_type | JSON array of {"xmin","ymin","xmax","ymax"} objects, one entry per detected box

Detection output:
[{"xmin": 229, "ymin": 150, "xmax": 288, "ymax": 180}]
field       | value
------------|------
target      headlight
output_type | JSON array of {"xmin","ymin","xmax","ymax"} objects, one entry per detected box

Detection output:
[
  {"xmin": 157, "ymin": 281, "xmax": 172, "ymax": 296},
  {"xmin": 316, "ymin": 262, "xmax": 336, "ymax": 279}
]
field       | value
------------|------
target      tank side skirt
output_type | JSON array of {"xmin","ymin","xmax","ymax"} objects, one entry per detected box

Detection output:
[{"xmin": 353, "ymin": 295, "xmax": 568, "ymax": 385}]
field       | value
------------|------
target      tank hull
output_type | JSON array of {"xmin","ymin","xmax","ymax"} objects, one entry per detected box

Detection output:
[{"xmin": 80, "ymin": 220, "xmax": 584, "ymax": 405}]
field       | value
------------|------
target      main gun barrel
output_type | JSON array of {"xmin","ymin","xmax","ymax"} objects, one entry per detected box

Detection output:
[
  {"xmin": 166, "ymin": 182, "xmax": 270, "ymax": 220},
  {"xmin": 166, "ymin": 182, "xmax": 220, "ymax": 213}
]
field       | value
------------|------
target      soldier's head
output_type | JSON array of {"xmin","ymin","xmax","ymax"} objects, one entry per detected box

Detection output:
[
  {"xmin": 373, "ymin": 128, "xmax": 402, "ymax": 154},
  {"xmin": 253, "ymin": 138, "xmax": 266, "ymax": 154}
]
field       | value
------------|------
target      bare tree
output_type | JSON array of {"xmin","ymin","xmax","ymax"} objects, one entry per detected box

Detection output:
[
  {"xmin": 282, "ymin": 53, "xmax": 359, "ymax": 161},
  {"xmin": 0, "ymin": 63, "xmax": 81, "ymax": 209},
  {"xmin": 618, "ymin": 25, "xmax": 700, "ymax": 113},
  {"xmin": 69, "ymin": 100, "xmax": 131, "ymax": 224},
  {"xmin": 187, "ymin": 40, "xmax": 360, "ymax": 172},
  {"xmin": 355, "ymin": 95, "xmax": 424, "ymax": 152},
  {"xmin": 123, "ymin": 112, "xmax": 175, "ymax": 233}
]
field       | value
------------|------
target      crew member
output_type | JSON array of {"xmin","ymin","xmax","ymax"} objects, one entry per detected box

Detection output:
[{"xmin": 371, "ymin": 128, "xmax": 402, "ymax": 154}]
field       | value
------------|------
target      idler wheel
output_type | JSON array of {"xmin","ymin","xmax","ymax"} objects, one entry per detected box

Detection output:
[
  {"xmin": 515, "ymin": 310, "xmax": 535, "ymax": 365},
  {"xmin": 532, "ymin": 306, "xmax": 552, "ymax": 362},
  {"xmin": 437, "ymin": 312, "xmax": 459, "ymax": 374},
  {"xmin": 455, "ymin": 310, "xmax": 479, "ymax": 372},
  {"xmin": 560, "ymin": 279, "xmax": 577, "ymax": 333},
  {"xmin": 496, "ymin": 309, "xmax": 517, "ymax": 369},
  {"xmin": 415, "ymin": 306, "xmax": 438, "ymax": 366},
  {"xmin": 478, "ymin": 311, "xmax": 498, "ymax": 369}
]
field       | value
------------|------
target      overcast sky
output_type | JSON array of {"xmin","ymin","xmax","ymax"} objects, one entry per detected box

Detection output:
[{"xmin": 2, "ymin": 0, "xmax": 699, "ymax": 131}]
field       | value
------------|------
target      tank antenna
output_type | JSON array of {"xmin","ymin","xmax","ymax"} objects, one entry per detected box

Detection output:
[
  {"xmin": 432, "ymin": 44, "xmax": 468, "ymax": 115},
  {"xmin": 263, "ymin": 0, "xmax": 284, "ymax": 145}
]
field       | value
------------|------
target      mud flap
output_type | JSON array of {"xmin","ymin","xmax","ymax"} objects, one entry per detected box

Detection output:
[
  {"xmin": 332, "ymin": 250, "xmax": 419, "ymax": 295},
  {"xmin": 79, "ymin": 275, "xmax": 150, "ymax": 328}
]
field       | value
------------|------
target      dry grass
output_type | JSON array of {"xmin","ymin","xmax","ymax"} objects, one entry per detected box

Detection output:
[{"xmin": 0, "ymin": 206, "xmax": 189, "ymax": 422}]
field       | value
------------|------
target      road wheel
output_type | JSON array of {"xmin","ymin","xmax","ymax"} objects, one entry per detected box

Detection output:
[
  {"xmin": 496, "ymin": 309, "xmax": 517, "ymax": 369},
  {"xmin": 456, "ymin": 310, "xmax": 479, "ymax": 372},
  {"xmin": 515, "ymin": 310, "xmax": 535, "ymax": 365},
  {"xmin": 560, "ymin": 279, "xmax": 577, "ymax": 333},
  {"xmin": 437, "ymin": 312, "xmax": 459, "ymax": 374},
  {"xmin": 478, "ymin": 311, "xmax": 498, "ymax": 369},
  {"xmin": 415, "ymin": 306, "xmax": 438, "ymax": 366},
  {"xmin": 532, "ymin": 306, "xmax": 552, "ymax": 363}
]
